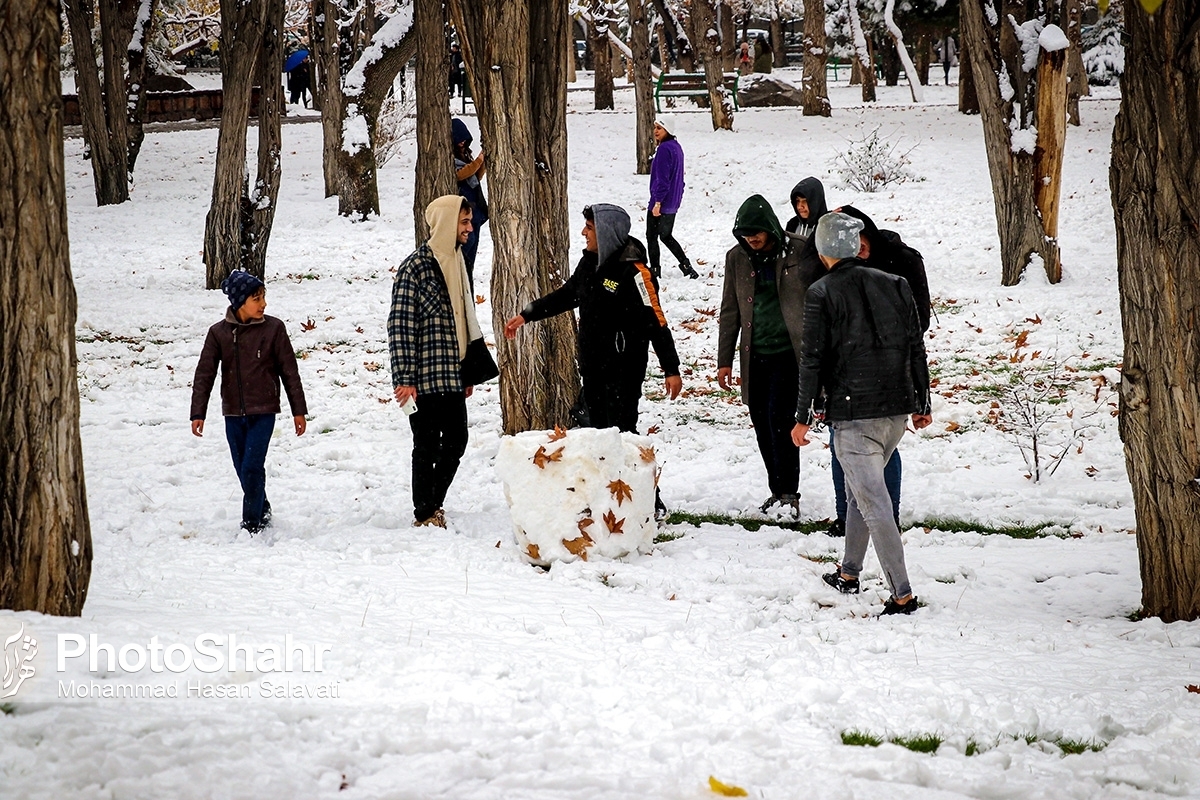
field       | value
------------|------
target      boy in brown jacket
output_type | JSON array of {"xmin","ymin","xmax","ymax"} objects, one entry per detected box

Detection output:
[{"xmin": 190, "ymin": 271, "xmax": 307, "ymax": 534}]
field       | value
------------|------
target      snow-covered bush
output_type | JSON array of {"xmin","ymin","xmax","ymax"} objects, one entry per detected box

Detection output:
[
  {"xmin": 834, "ymin": 127, "xmax": 918, "ymax": 193},
  {"xmin": 1081, "ymin": 9, "xmax": 1124, "ymax": 86},
  {"xmin": 374, "ymin": 71, "xmax": 416, "ymax": 168},
  {"xmin": 495, "ymin": 427, "xmax": 659, "ymax": 565}
]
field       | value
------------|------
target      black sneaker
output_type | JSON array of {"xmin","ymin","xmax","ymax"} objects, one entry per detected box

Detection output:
[
  {"xmin": 822, "ymin": 570, "xmax": 860, "ymax": 594},
  {"xmin": 759, "ymin": 494, "xmax": 780, "ymax": 513},
  {"xmin": 240, "ymin": 521, "xmax": 263, "ymax": 536},
  {"xmin": 679, "ymin": 263, "xmax": 700, "ymax": 279},
  {"xmin": 880, "ymin": 596, "xmax": 919, "ymax": 616},
  {"xmin": 654, "ymin": 489, "xmax": 668, "ymax": 522},
  {"xmin": 826, "ymin": 519, "xmax": 845, "ymax": 538}
]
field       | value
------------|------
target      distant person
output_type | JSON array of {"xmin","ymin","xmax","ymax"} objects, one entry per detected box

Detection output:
[
  {"xmin": 792, "ymin": 212, "xmax": 932, "ymax": 616},
  {"xmin": 389, "ymin": 196, "xmax": 486, "ymax": 529},
  {"xmin": 738, "ymin": 41, "xmax": 753, "ymax": 75},
  {"xmin": 504, "ymin": 204, "xmax": 682, "ymax": 517},
  {"xmin": 784, "ymin": 176, "xmax": 829, "ymax": 244},
  {"xmin": 449, "ymin": 42, "xmax": 464, "ymax": 97},
  {"xmin": 287, "ymin": 55, "xmax": 310, "ymax": 108},
  {"xmin": 753, "ymin": 34, "xmax": 773, "ymax": 74},
  {"xmin": 647, "ymin": 116, "xmax": 699, "ymax": 280},
  {"xmin": 451, "ymin": 118, "xmax": 488, "ymax": 286},
  {"xmin": 717, "ymin": 195, "xmax": 820, "ymax": 516},
  {"xmin": 938, "ymin": 35, "xmax": 957, "ymax": 85},
  {"xmin": 190, "ymin": 271, "xmax": 308, "ymax": 536}
]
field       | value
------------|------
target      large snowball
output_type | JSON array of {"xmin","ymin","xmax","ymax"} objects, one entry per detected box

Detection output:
[{"xmin": 495, "ymin": 427, "xmax": 658, "ymax": 564}]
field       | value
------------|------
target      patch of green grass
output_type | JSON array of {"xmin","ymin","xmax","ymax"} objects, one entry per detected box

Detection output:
[
  {"xmin": 965, "ymin": 739, "xmax": 982, "ymax": 756},
  {"xmin": 653, "ymin": 531, "xmax": 684, "ymax": 544},
  {"xmin": 1054, "ymin": 737, "xmax": 1106, "ymax": 755},
  {"xmin": 665, "ymin": 511, "xmax": 831, "ymax": 535},
  {"xmin": 799, "ymin": 552, "xmax": 839, "ymax": 564},
  {"xmin": 0, "ymin": 703, "xmax": 15, "ymax": 715},
  {"xmin": 919, "ymin": 516, "xmax": 1067, "ymax": 539},
  {"xmin": 891, "ymin": 733, "xmax": 943, "ymax": 754},
  {"xmin": 841, "ymin": 729, "xmax": 884, "ymax": 747},
  {"xmin": 1127, "ymin": 607, "xmax": 1148, "ymax": 621}
]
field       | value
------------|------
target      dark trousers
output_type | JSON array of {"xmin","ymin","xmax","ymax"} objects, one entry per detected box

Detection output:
[
  {"xmin": 225, "ymin": 414, "xmax": 275, "ymax": 529},
  {"xmin": 581, "ymin": 357, "xmax": 647, "ymax": 434},
  {"xmin": 408, "ymin": 392, "xmax": 469, "ymax": 521},
  {"xmin": 831, "ymin": 429, "xmax": 902, "ymax": 523},
  {"xmin": 646, "ymin": 212, "xmax": 689, "ymax": 277},
  {"xmin": 747, "ymin": 351, "xmax": 800, "ymax": 497}
]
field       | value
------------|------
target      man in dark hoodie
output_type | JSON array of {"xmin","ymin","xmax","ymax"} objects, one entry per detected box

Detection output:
[
  {"xmin": 823, "ymin": 204, "xmax": 931, "ymax": 537},
  {"xmin": 452, "ymin": 118, "xmax": 488, "ymax": 285},
  {"xmin": 717, "ymin": 195, "xmax": 822, "ymax": 515},
  {"xmin": 504, "ymin": 203, "xmax": 682, "ymax": 436},
  {"xmin": 784, "ymin": 176, "xmax": 829, "ymax": 244},
  {"xmin": 791, "ymin": 212, "xmax": 932, "ymax": 616}
]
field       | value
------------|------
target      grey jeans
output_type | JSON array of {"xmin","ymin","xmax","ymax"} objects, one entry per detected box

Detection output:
[{"xmin": 832, "ymin": 416, "xmax": 912, "ymax": 599}]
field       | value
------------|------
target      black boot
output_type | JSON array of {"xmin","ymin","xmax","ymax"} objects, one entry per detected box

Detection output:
[{"xmin": 679, "ymin": 263, "xmax": 700, "ymax": 279}]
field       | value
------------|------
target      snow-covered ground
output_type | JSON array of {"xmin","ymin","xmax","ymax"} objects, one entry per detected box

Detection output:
[{"xmin": 5, "ymin": 74, "xmax": 1199, "ymax": 799}]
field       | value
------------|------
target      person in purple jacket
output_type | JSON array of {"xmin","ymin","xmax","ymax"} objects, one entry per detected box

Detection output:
[{"xmin": 647, "ymin": 116, "xmax": 699, "ymax": 280}]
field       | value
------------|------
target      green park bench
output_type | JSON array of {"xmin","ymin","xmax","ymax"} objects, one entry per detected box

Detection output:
[{"xmin": 654, "ymin": 72, "xmax": 740, "ymax": 113}]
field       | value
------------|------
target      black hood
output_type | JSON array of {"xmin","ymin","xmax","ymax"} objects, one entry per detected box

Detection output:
[
  {"xmin": 785, "ymin": 177, "xmax": 829, "ymax": 233},
  {"xmin": 838, "ymin": 205, "xmax": 892, "ymax": 263}
]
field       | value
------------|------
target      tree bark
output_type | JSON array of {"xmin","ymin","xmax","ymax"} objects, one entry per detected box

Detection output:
[
  {"xmin": 451, "ymin": 0, "xmax": 581, "ymax": 434},
  {"xmin": 692, "ymin": 0, "xmax": 734, "ymax": 130},
  {"xmin": 960, "ymin": 0, "xmax": 1060, "ymax": 285},
  {"xmin": 651, "ymin": 0, "xmax": 694, "ymax": 71},
  {"xmin": 847, "ymin": 0, "xmax": 876, "ymax": 103},
  {"xmin": 719, "ymin": 1, "xmax": 737, "ymax": 72},
  {"xmin": 245, "ymin": 0, "xmax": 284, "ymax": 278},
  {"xmin": 958, "ymin": 35, "xmax": 980, "ymax": 114},
  {"xmin": 414, "ymin": 0, "xmax": 456, "ymax": 243},
  {"xmin": 1065, "ymin": 0, "xmax": 1089, "ymax": 125},
  {"xmin": 770, "ymin": 10, "xmax": 786, "ymax": 68},
  {"xmin": 915, "ymin": 31, "xmax": 931, "ymax": 85},
  {"xmin": 335, "ymin": 16, "xmax": 418, "ymax": 218},
  {"xmin": 0, "ymin": 0, "xmax": 93, "ymax": 614},
  {"xmin": 1034, "ymin": 45, "xmax": 1067, "ymax": 284},
  {"xmin": 314, "ymin": 0, "xmax": 344, "ymax": 197},
  {"xmin": 629, "ymin": 0, "xmax": 656, "ymax": 174},
  {"xmin": 1111, "ymin": 0, "xmax": 1200, "ymax": 623},
  {"xmin": 801, "ymin": 0, "xmax": 831, "ymax": 116},
  {"xmin": 591, "ymin": 2, "xmax": 615, "ymax": 110}
]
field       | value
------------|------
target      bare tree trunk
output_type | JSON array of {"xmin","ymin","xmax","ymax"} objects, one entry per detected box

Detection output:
[
  {"xmin": 629, "ymin": 0, "xmax": 656, "ymax": 174},
  {"xmin": 801, "ymin": 0, "xmax": 831, "ymax": 116},
  {"xmin": 451, "ymin": 0, "xmax": 581, "ymax": 434},
  {"xmin": 591, "ymin": 2, "xmax": 615, "ymax": 110},
  {"xmin": 0, "ymin": 0, "xmax": 92, "ymax": 615},
  {"xmin": 847, "ymin": 0, "xmax": 876, "ymax": 102},
  {"xmin": 335, "ymin": 17, "xmax": 418, "ymax": 218},
  {"xmin": 1033, "ymin": 44, "xmax": 1067, "ymax": 284},
  {"xmin": 124, "ymin": 0, "xmax": 159, "ymax": 173},
  {"xmin": 1111, "ymin": 0, "xmax": 1200, "ymax": 623},
  {"xmin": 958, "ymin": 35, "xmax": 980, "ymax": 114},
  {"xmin": 960, "ymin": 0, "xmax": 1060, "ymax": 285},
  {"xmin": 245, "ymin": 0, "xmax": 284, "ymax": 277},
  {"xmin": 770, "ymin": 8, "xmax": 786, "ymax": 68},
  {"xmin": 692, "ymin": 0, "xmax": 734, "ymax": 130},
  {"xmin": 719, "ymin": 1, "xmax": 737, "ymax": 72},
  {"xmin": 915, "ymin": 32, "xmax": 932, "ymax": 85},
  {"xmin": 567, "ymin": 15, "xmax": 578, "ymax": 83},
  {"xmin": 651, "ymin": 0, "xmax": 694, "ymax": 70},
  {"xmin": 203, "ymin": 0, "xmax": 268, "ymax": 286},
  {"xmin": 414, "ymin": 0, "xmax": 456, "ymax": 242},
  {"xmin": 884, "ymin": 0, "xmax": 923, "ymax": 102},
  {"xmin": 314, "ymin": 0, "xmax": 344, "ymax": 197},
  {"xmin": 1065, "ymin": 0, "xmax": 1088, "ymax": 125}
]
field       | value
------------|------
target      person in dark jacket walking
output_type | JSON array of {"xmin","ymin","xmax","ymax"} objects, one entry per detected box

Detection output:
[
  {"xmin": 647, "ymin": 116, "xmax": 699, "ymax": 279},
  {"xmin": 505, "ymin": 203, "xmax": 682, "ymax": 435},
  {"xmin": 287, "ymin": 55, "xmax": 311, "ymax": 107},
  {"xmin": 783, "ymin": 177, "xmax": 829, "ymax": 243},
  {"xmin": 451, "ymin": 118, "xmax": 488, "ymax": 285},
  {"xmin": 791, "ymin": 212, "xmax": 932, "ymax": 615},
  {"xmin": 823, "ymin": 204, "xmax": 931, "ymax": 537},
  {"xmin": 389, "ymin": 196, "xmax": 488, "ymax": 529},
  {"xmin": 191, "ymin": 271, "xmax": 308, "ymax": 535},
  {"xmin": 717, "ymin": 195, "xmax": 822, "ymax": 515}
]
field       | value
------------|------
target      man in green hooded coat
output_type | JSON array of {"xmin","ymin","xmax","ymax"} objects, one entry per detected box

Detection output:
[{"xmin": 717, "ymin": 195, "xmax": 822, "ymax": 514}]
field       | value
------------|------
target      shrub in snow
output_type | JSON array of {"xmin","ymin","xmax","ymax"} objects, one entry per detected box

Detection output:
[
  {"xmin": 834, "ymin": 127, "xmax": 919, "ymax": 193},
  {"xmin": 495, "ymin": 427, "xmax": 658, "ymax": 565},
  {"xmin": 1081, "ymin": 10, "xmax": 1125, "ymax": 86},
  {"xmin": 374, "ymin": 73, "xmax": 416, "ymax": 169}
]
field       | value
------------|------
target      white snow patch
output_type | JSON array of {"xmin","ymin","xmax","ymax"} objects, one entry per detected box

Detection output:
[
  {"xmin": 1039, "ymin": 24, "xmax": 1071, "ymax": 52},
  {"xmin": 341, "ymin": 105, "xmax": 369, "ymax": 155}
]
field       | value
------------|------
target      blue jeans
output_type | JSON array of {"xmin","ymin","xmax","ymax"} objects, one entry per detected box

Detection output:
[
  {"xmin": 225, "ymin": 414, "xmax": 275, "ymax": 529},
  {"xmin": 831, "ymin": 427, "xmax": 902, "ymax": 523}
]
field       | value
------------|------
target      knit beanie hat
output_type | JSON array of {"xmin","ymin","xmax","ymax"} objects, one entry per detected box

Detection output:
[
  {"xmin": 654, "ymin": 115, "xmax": 677, "ymax": 136},
  {"xmin": 220, "ymin": 270, "xmax": 264, "ymax": 311},
  {"xmin": 814, "ymin": 212, "xmax": 865, "ymax": 261}
]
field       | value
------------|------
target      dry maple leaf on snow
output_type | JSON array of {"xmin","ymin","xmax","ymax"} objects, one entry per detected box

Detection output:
[
  {"xmin": 608, "ymin": 479, "xmax": 633, "ymax": 505},
  {"xmin": 531, "ymin": 445, "xmax": 564, "ymax": 469},
  {"xmin": 603, "ymin": 509, "xmax": 625, "ymax": 534},
  {"xmin": 638, "ymin": 445, "xmax": 656, "ymax": 464},
  {"xmin": 562, "ymin": 533, "xmax": 593, "ymax": 558},
  {"xmin": 526, "ymin": 544, "xmax": 540, "ymax": 560},
  {"xmin": 577, "ymin": 517, "xmax": 594, "ymax": 534},
  {"xmin": 548, "ymin": 425, "xmax": 568, "ymax": 442}
]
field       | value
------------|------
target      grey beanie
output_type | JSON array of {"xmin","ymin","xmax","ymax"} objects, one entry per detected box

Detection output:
[{"xmin": 814, "ymin": 212, "xmax": 865, "ymax": 261}]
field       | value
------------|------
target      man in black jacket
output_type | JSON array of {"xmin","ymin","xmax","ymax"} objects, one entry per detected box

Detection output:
[
  {"xmin": 791, "ymin": 212, "xmax": 932, "ymax": 616},
  {"xmin": 504, "ymin": 203, "xmax": 682, "ymax": 434}
]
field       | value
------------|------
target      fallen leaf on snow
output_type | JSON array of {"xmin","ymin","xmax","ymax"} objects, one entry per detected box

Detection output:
[{"xmin": 708, "ymin": 776, "xmax": 748, "ymax": 797}]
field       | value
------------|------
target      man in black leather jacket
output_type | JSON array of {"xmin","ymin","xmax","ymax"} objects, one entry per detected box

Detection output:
[{"xmin": 791, "ymin": 212, "xmax": 932, "ymax": 616}]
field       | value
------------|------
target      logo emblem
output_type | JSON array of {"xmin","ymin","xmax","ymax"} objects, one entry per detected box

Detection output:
[{"xmin": 2, "ymin": 624, "xmax": 37, "ymax": 699}]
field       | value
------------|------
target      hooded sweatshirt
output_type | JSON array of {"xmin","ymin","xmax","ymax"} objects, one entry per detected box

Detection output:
[
  {"xmin": 451, "ymin": 118, "xmax": 488, "ymax": 225},
  {"xmin": 784, "ymin": 177, "xmax": 829, "ymax": 242},
  {"xmin": 521, "ymin": 204, "xmax": 680, "ymax": 377},
  {"xmin": 839, "ymin": 204, "xmax": 931, "ymax": 332},
  {"xmin": 733, "ymin": 195, "xmax": 791, "ymax": 356},
  {"xmin": 425, "ymin": 195, "xmax": 483, "ymax": 359}
]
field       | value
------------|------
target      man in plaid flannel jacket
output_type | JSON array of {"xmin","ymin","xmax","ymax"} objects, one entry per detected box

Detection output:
[{"xmin": 388, "ymin": 197, "xmax": 477, "ymax": 528}]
